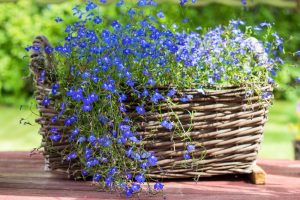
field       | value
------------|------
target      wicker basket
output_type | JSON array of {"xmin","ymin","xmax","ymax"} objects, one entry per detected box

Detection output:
[{"xmin": 30, "ymin": 36, "xmax": 272, "ymax": 179}]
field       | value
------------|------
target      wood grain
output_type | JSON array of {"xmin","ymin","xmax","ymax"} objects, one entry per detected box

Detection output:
[{"xmin": 1, "ymin": 152, "xmax": 300, "ymax": 200}]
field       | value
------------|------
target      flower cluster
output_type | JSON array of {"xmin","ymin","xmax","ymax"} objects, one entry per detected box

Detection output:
[{"xmin": 31, "ymin": 0, "xmax": 285, "ymax": 197}]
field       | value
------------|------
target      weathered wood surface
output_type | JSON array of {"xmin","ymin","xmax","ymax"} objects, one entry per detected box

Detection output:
[
  {"xmin": 0, "ymin": 152, "xmax": 300, "ymax": 200},
  {"xmin": 249, "ymin": 165, "xmax": 266, "ymax": 185}
]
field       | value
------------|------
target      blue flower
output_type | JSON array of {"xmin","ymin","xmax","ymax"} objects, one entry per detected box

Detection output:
[
  {"xmin": 93, "ymin": 16, "xmax": 102, "ymax": 24},
  {"xmin": 141, "ymin": 151, "xmax": 150, "ymax": 159},
  {"xmin": 296, "ymin": 77, "xmax": 300, "ymax": 83},
  {"xmin": 66, "ymin": 151, "xmax": 77, "ymax": 161},
  {"xmin": 186, "ymin": 144, "xmax": 195, "ymax": 153},
  {"xmin": 126, "ymin": 173, "xmax": 132, "ymax": 179},
  {"xmin": 108, "ymin": 167, "xmax": 118, "ymax": 175},
  {"xmin": 38, "ymin": 70, "xmax": 45, "ymax": 83},
  {"xmin": 81, "ymin": 71, "xmax": 90, "ymax": 79},
  {"xmin": 71, "ymin": 128, "xmax": 79, "ymax": 135},
  {"xmin": 51, "ymin": 115, "xmax": 58, "ymax": 123},
  {"xmin": 118, "ymin": 93, "xmax": 127, "ymax": 102},
  {"xmin": 260, "ymin": 21, "xmax": 271, "ymax": 27},
  {"xmin": 122, "ymin": 35, "xmax": 132, "ymax": 45},
  {"xmin": 99, "ymin": 136, "xmax": 112, "ymax": 147},
  {"xmin": 41, "ymin": 96, "xmax": 50, "ymax": 106},
  {"xmin": 45, "ymin": 46, "xmax": 54, "ymax": 54},
  {"xmin": 142, "ymin": 89, "xmax": 149, "ymax": 97},
  {"xmin": 140, "ymin": 162, "xmax": 150, "ymax": 169},
  {"xmin": 253, "ymin": 26, "xmax": 262, "ymax": 31},
  {"xmin": 180, "ymin": 94, "xmax": 193, "ymax": 102},
  {"xmin": 182, "ymin": 18, "xmax": 189, "ymax": 23},
  {"xmin": 116, "ymin": 0, "xmax": 124, "ymax": 6},
  {"xmin": 55, "ymin": 17, "xmax": 63, "ymax": 23},
  {"xmin": 123, "ymin": 130, "xmax": 133, "ymax": 138},
  {"xmin": 105, "ymin": 176, "xmax": 113, "ymax": 187},
  {"xmin": 167, "ymin": 88, "xmax": 176, "ymax": 97},
  {"xmin": 98, "ymin": 115, "xmax": 109, "ymax": 124},
  {"xmin": 86, "ymin": 158, "xmax": 99, "ymax": 168},
  {"xmin": 78, "ymin": 135, "xmax": 86, "ymax": 143},
  {"xmin": 241, "ymin": 0, "xmax": 247, "ymax": 5},
  {"xmin": 126, "ymin": 147, "xmax": 133, "ymax": 157},
  {"xmin": 51, "ymin": 83, "xmax": 59, "ymax": 95},
  {"xmin": 72, "ymin": 89, "xmax": 83, "ymax": 101},
  {"xmin": 131, "ymin": 183, "xmax": 141, "ymax": 192},
  {"xmin": 102, "ymin": 79, "xmax": 116, "ymax": 92},
  {"xmin": 89, "ymin": 92, "xmax": 98, "ymax": 102},
  {"xmin": 50, "ymin": 128, "xmax": 58, "ymax": 133},
  {"xmin": 157, "ymin": 11, "xmax": 164, "ymax": 18},
  {"xmin": 117, "ymin": 136, "xmax": 127, "ymax": 144},
  {"xmin": 135, "ymin": 174, "xmax": 145, "ymax": 183},
  {"xmin": 154, "ymin": 182, "xmax": 164, "ymax": 190},
  {"xmin": 91, "ymin": 75, "xmax": 100, "ymax": 83},
  {"xmin": 86, "ymin": 1, "xmax": 97, "ymax": 11},
  {"xmin": 111, "ymin": 20, "xmax": 121, "ymax": 29},
  {"xmin": 183, "ymin": 153, "xmax": 190, "ymax": 160},
  {"xmin": 151, "ymin": 92, "xmax": 164, "ymax": 104},
  {"xmin": 208, "ymin": 76, "xmax": 215, "ymax": 85},
  {"xmin": 93, "ymin": 173, "xmax": 101, "ymax": 182},
  {"xmin": 126, "ymin": 188, "xmax": 133, "ymax": 197},
  {"xmin": 161, "ymin": 120, "xmax": 173, "ymax": 130},
  {"xmin": 179, "ymin": 0, "xmax": 188, "ymax": 6},
  {"xmin": 82, "ymin": 104, "xmax": 92, "ymax": 111},
  {"xmin": 119, "ymin": 104, "xmax": 127, "ymax": 112},
  {"xmin": 127, "ymin": 8, "xmax": 136, "ymax": 15},
  {"xmin": 147, "ymin": 155, "xmax": 157, "ymax": 166},
  {"xmin": 123, "ymin": 48, "xmax": 132, "ymax": 55},
  {"xmin": 147, "ymin": 78, "xmax": 156, "ymax": 85},
  {"xmin": 50, "ymin": 133, "xmax": 61, "ymax": 142},
  {"xmin": 262, "ymin": 92, "xmax": 272, "ymax": 100},
  {"xmin": 81, "ymin": 170, "xmax": 88, "ymax": 177},
  {"xmin": 136, "ymin": 105, "xmax": 145, "ymax": 114},
  {"xmin": 85, "ymin": 148, "xmax": 92, "ymax": 160},
  {"xmin": 268, "ymin": 76, "xmax": 274, "ymax": 84},
  {"xmin": 88, "ymin": 134, "xmax": 97, "ymax": 143},
  {"xmin": 129, "ymin": 136, "xmax": 139, "ymax": 143}
]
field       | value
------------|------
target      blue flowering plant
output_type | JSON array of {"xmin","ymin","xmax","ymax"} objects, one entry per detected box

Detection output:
[{"xmin": 27, "ymin": 0, "xmax": 286, "ymax": 197}]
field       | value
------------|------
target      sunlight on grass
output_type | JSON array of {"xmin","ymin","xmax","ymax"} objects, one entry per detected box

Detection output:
[
  {"xmin": 0, "ymin": 105, "xmax": 41, "ymax": 151},
  {"xmin": 258, "ymin": 100, "xmax": 297, "ymax": 160}
]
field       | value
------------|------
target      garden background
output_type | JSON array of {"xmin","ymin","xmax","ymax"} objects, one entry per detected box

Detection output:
[{"xmin": 0, "ymin": 0, "xmax": 299, "ymax": 159}]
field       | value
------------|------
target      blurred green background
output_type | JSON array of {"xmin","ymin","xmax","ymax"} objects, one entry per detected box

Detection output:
[{"xmin": 0, "ymin": 0, "xmax": 299, "ymax": 159}]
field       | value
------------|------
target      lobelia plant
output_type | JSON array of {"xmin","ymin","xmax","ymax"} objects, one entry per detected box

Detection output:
[{"xmin": 27, "ymin": 0, "xmax": 286, "ymax": 197}]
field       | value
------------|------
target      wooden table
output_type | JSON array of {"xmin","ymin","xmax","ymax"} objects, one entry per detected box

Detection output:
[{"xmin": 0, "ymin": 152, "xmax": 299, "ymax": 200}]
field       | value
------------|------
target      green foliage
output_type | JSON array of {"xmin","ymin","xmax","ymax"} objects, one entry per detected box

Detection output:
[
  {"xmin": 0, "ymin": 0, "xmax": 77, "ymax": 105},
  {"xmin": 0, "ymin": 0, "xmax": 299, "ymax": 105}
]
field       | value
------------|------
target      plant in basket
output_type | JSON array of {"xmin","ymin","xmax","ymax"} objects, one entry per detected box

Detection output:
[{"xmin": 27, "ymin": 0, "xmax": 286, "ymax": 197}]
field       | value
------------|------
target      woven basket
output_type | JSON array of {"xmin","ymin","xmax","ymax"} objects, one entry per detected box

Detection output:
[{"xmin": 30, "ymin": 36, "xmax": 272, "ymax": 179}]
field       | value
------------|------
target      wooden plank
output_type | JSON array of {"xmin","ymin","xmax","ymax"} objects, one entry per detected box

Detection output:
[
  {"xmin": 1, "ymin": 152, "xmax": 300, "ymax": 200},
  {"xmin": 249, "ymin": 165, "xmax": 266, "ymax": 185}
]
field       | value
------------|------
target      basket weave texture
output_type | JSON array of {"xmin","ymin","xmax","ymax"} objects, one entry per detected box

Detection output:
[{"xmin": 30, "ymin": 36, "xmax": 272, "ymax": 179}]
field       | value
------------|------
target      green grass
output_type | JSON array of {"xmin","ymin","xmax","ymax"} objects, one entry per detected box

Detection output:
[
  {"xmin": 258, "ymin": 100, "xmax": 297, "ymax": 160},
  {"xmin": 0, "ymin": 105, "xmax": 40, "ymax": 151},
  {"xmin": 0, "ymin": 99, "xmax": 298, "ymax": 159}
]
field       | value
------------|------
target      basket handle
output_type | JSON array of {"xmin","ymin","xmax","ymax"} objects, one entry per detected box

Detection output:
[{"xmin": 30, "ymin": 35, "xmax": 56, "ymax": 86}]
